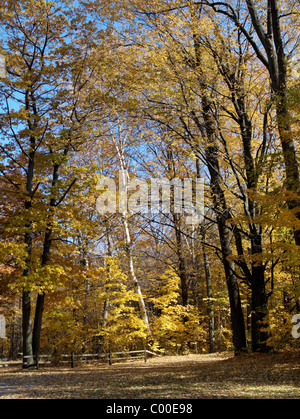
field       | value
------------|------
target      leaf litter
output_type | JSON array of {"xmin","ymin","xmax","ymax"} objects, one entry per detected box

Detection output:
[{"xmin": 0, "ymin": 351, "xmax": 299, "ymax": 399}]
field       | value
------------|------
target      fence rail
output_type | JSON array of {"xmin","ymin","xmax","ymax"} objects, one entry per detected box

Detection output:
[{"xmin": 20, "ymin": 349, "xmax": 160, "ymax": 369}]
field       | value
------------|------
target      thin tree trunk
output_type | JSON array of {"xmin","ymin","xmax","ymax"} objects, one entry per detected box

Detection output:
[
  {"xmin": 165, "ymin": 142, "xmax": 189, "ymax": 307},
  {"xmin": 22, "ymin": 290, "xmax": 33, "ymax": 367},
  {"xmin": 201, "ymin": 227, "xmax": 216, "ymax": 353},
  {"xmin": 119, "ymin": 168, "xmax": 150, "ymax": 333},
  {"xmin": 173, "ymin": 214, "xmax": 189, "ymax": 307},
  {"xmin": 123, "ymin": 213, "xmax": 150, "ymax": 332},
  {"xmin": 103, "ymin": 230, "xmax": 112, "ymax": 328}
]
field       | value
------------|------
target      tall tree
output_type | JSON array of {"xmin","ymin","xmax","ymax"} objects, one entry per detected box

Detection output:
[
  {"xmin": 0, "ymin": 0, "xmax": 99, "ymax": 365},
  {"xmin": 202, "ymin": 0, "xmax": 300, "ymax": 246},
  {"xmin": 200, "ymin": 18, "xmax": 273, "ymax": 351},
  {"xmin": 111, "ymin": 122, "xmax": 151, "ymax": 333}
]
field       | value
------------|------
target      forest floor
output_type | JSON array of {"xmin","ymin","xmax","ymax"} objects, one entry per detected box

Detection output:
[{"xmin": 0, "ymin": 351, "xmax": 299, "ymax": 399}]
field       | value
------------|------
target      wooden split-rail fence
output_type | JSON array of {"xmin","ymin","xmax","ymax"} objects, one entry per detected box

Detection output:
[{"xmin": 20, "ymin": 349, "xmax": 160, "ymax": 369}]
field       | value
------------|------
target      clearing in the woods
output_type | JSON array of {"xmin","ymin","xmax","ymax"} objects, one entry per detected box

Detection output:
[{"xmin": 0, "ymin": 351, "xmax": 299, "ymax": 399}]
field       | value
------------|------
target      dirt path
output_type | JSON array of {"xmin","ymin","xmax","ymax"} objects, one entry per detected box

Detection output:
[{"xmin": 0, "ymin": 351, "xmax": 299, "ymax": 399}]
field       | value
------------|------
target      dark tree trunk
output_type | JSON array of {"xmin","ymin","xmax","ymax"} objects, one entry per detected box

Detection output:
[
  {"xmin": 217, "ymin": 218, "xmax": 247, "ymax": 353},
  {"xmin": 32, "ymin": 293, "xmax": 45, "ymax": 357},
  {"xmin": 200, "ymin": 96, "xmax": 247, "ymax": 354},
  {"xmin": 201, "ymin": 228, "xmax": 216, "ymax": 353},
  {"xmin": 215, "ymin": 48, "xmax": 272, "ymax": 351},
  {"xmin": 188, "ymin": 10, "xmax": 247, "ymax": 352},
  {"xmin": 250, "ymin": 237, "xmax": 271, "ymax": 352},
  {"xmin": 22, "ymin": 140, "xmax": 36, "ymax": 368},
  {"xmin": 232, "ymin": 79, "xmax": 271, "ymax": 352},
  {"xmin": 251, "ymin": 281, "xmax": 270, "ymax": 352},
  {"xmin": 174, "ymin": 214, "xmax": 189, "ymax": 307},
  {"xmin": 22, "ymin": 290, "xmax": 34, "ymax": 367},
  {"xmin": 245, "ymin": 0, "xmax": 300, "ymax": 245},
  {"xmin": 32, "ymin": 231, "xmax": 50, "ymax": 356},
  {"xmin": 32, "ymin": 163, "xmax": 59, "ymax": 357}
]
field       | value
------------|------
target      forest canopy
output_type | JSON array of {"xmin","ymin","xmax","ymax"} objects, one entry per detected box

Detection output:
[{"xmin": 0, "ymin": 0, "xmax": 299, "ymax": 365}]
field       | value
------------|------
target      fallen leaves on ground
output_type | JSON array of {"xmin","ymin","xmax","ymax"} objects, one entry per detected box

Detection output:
[{"xmin": 0, "ymin": 351, "xmax": 299, "ymax": 399}]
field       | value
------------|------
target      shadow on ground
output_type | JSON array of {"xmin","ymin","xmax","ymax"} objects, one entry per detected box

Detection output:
[{"xmin": 0, "ymin": 351, "xmax": 299, "ymax": 399}]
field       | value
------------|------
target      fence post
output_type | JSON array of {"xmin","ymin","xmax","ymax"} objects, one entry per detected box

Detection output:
[
  {"xmin": 109, "ymin": 350, "xmax": 112, "ymax": 366},
  {"xmin": 71, "ymin": 352, "xmax": 75, "ymax": 368},
  {"xmin": 35, "ymin": 354, "xmax": 39, "ymax": 370},
  {"xmin": 144, "ymin": 349, "xmax": 147, "ymax": 363}
]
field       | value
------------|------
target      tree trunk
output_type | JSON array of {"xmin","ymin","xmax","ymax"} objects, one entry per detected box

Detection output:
[
  {"xmin": 213, "ymin": 39, "xmax": 272, "ymax": 351},
  {"xmin": 190, "ymin": 0, "xmax": 245, "ymax": 353},
  {"xmin": 32, "ymin": 163, "xmax": 59, "ymax": 357},
  {"xmin": 251, "ymin": 281, "xmax": 270, "ymax": 352},
  {"xmin": 32, "ymin": 293, "xmax": 45, "ymax": 357},
  {"xmin": 32, "ymin": 227, "xmax": 52, "ymax": 356},
  {"xmin": 201, "ymin": 228, "xmax": 216, "ymax": 353},
  {"xmin": 120, "ymin": 169, "xmax": 150, "ymax": 333},
  {"xmin": 103, "ymin": 231, "xmax": 112, "ymax": 328},
  {"xmin": 165, "ymin": 142, "xmax": 189, "ymax": 307},
  {"xmin": 200, "ymin": 95, "xmax": 247, "ymax": 353},
  {"xmin": 245, "ymin": 0, "xmax": 300, "ymax": 245},
  {"xmin": 126, "ymin": 231, "xmax": 150, "ymax": 331},
  {"xmin": 22, "ymin": 141, "xmax": 35, "ymax": 368},
  {"xmin": 250, "ymin": 236, "xmax": 270, "ymax": 352},
  {"xmin": 173, "ymin": 214, "xmax": 189, "ymax": 307},
  {"xmin": 230, "ymin": 72, "xmax": 271, "ymax": 351},
  {"xmin": 22, "ymin": 289, "xmax": 34, "ymax": 367},
  {"xmin": 123, "ymin": 215, "xmax": 150, "ymax": 332},
  {"xmin": 217, "ymin": 218, "xmax": 247, "ymax": 353}
]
